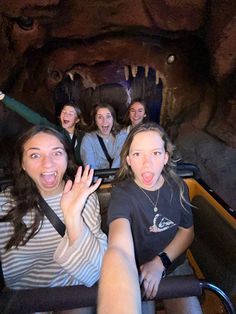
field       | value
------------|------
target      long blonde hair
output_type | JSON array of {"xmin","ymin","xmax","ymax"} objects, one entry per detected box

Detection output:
[{"xmin": 116, "ymin": 122, "xmax": 190, "ymax": 210}]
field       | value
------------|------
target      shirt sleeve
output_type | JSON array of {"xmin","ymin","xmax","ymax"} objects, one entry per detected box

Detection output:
[
  {"xmin": 54, "ymin": 193, "xmax": 107, "ymax": 287},
  {"xmin": 107, "ymin": 184, "xmax": 132, "ymax": 225},
  {"xmin": 80, "ymin": 133, "xmax": 97, "ymax": 169},
  {"xmin": 2, "ymin": 95, "xmax": 54, "ymax": 127}
]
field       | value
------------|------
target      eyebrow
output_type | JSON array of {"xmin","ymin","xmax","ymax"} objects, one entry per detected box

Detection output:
[
  {"xmin": 25, "ymin": 146, "xmax": 65, "ymax": 152},
  {"xmin": 130, "ymin": 147, "xmax": 163, "ymax": 151}
]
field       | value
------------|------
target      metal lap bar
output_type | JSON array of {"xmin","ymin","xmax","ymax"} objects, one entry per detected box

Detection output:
[{"xmin": 0, "ymin": 276, "xmax": 235, "ymax": 314}]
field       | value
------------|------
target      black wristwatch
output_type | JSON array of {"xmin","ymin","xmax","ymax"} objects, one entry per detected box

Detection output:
[{"xmin": 158, "ymin": 251, "xmax": 172, "ymax": 269}]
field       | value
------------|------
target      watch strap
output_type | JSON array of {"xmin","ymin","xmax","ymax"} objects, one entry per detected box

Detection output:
[{"xmin": 158, "ymin": 251, "xmax": 172, "ymax": 269}]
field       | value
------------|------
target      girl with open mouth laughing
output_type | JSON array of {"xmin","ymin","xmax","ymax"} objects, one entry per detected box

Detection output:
[
  {"xmin": 0, "ymin": 125, "xmax": 107, "ymax": 313},
  {"xmin": 81, "ymin": 103, "xmax": 127, "ymax": 170}
]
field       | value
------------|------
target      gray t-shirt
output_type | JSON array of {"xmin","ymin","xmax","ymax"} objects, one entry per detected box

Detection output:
[{"xmin": 108, "ymin": 177, "xmax": 193, "ymax": 269}]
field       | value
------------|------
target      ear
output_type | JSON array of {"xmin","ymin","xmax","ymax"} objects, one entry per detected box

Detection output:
[
  {"xmin": 126, "ymin": 155, "xmax": 131, "ymax": 166},
  {"xmin": 164, "ymin": 152, "xmax": 169, "ymax": 165},
  {"xmin": 22, "ymin": 162, "xmax": 26, "ymax": 171}
]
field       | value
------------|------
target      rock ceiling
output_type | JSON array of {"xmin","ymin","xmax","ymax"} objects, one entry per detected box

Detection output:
[{"xmin": 0, "ymin": 0, "xmax": 236, "ymax": 207}]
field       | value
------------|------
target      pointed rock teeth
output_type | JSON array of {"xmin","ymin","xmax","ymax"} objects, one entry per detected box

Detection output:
[
  {"xmin": 124, "ymin": 65, "xmax": 129, "ymax": 81},
  {"xmin": 131, "ymin": 65, "xmax": 138, "ymax": 78},
  {"xmin": 145, "ymin": 65, "xmax": 149, "ymax": 78},
  {"xmin": 67, "ymin": 72, "xmax": 74, "ymax": 81},
  {"xmin": 155, "ymin": 70, "xmax": 159, "ymax": 85},
  {"xmin": 124, "ymin": 64, "xmax": 159, "ymax": 83}
]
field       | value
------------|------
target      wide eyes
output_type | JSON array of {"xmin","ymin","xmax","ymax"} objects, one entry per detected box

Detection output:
[
  {"xmin": 53, "ymin": 150, "xmax": 64, "ymax": 156},
  {"xmin": 96, "ymin": 114, "xmax": 112, "ymax": 120},
  {"xmin": 131, "ymin": 151, "xmax": 162, "ymax": 157},
  {"xmin": 30, "ymin": 153, "xmax": 40, "ymax": 159},
  {"xmin": 29, "ymin": 149, "xmax": 65, "ymax": 159}
]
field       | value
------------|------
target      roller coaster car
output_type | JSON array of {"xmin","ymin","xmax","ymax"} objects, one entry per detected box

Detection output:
[{"xmin": 0, "ymin": 163, "xmax": 235, "ymax": 313}]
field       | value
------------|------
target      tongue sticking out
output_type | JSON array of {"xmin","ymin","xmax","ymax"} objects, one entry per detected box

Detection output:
[
  {"xmin": 41, "ymin": 173, "xmax": 56, "ymax": 186},
  {"xmin": 142, "ymin": 172, "xmax": 154, "ymax": 185}
]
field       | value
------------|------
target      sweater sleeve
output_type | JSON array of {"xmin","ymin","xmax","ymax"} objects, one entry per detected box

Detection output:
[
  {"xmin": 80, "ymin": 133, "xmax": 97, "ymax": 169},
  {"xmin": 111, "ymin": 130, "xmax": 128, "ymax": 168},
  {"xmin": 54, "ymin": 193, "xmax": 107, "ymax": 287},
  {"xmin": 2, "ymin": 95, "xmax": 54, "ymax": 127}
]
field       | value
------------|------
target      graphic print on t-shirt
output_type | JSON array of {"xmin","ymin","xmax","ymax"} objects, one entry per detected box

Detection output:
[{"xmin": 149, "ymin": 213, "xmax": 176, "ymax": 233}]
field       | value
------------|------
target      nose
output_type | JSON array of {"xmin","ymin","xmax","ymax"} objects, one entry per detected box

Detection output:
[
  {"xmin": 42, "ymin": 154, "xmax": 54, "ymax": 167},
  {"xmin": 143, "ymin": 153, "xmax": 152, "ymax": 165},
  {"xmin": 102, "ymin": 116, "xmax": 108, "ymax": 124}
]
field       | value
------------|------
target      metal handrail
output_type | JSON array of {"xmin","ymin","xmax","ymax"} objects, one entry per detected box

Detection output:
[{"xmin": 199, "ymin": 281, "xmax": 236, "ymax": 314}]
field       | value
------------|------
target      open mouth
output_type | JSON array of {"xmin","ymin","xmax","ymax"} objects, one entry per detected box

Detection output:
[
  {"xmin": 142, "ymin": 172, "xmax": 154, "ymax": 185},
  {"xmin": 67, "ymin": 63, "xmax": 161, "ymax": 89},
  {"xmin": 49, "ymin": 36, "xmax": 165, "ymax": 80},
  {"xmin": 61, "ymin": 62, "xmax": 163, "ymax": 124},
  {"xmin": 101, "ymin": 125, "xmax": 111, "ymax": 133},
  {"xmin": 40, "ymin": 172, "xmax": 57, "ymax": 186},
  {"xmin": 40, "ymin": 32, "xmax": 204, "ymax": 128}
]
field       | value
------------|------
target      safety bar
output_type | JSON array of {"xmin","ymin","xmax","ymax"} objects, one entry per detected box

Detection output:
[
  {"xmin": 176, "ymin": 162, "xmax": 201, "ymax": 179},
  {"xmin": 0, "ymin": 163, "xmax": 201, "ymax": 191},
  {"xmin": 0, "ymin": 276, "xmax": 235, "ymax": 314},
  {"xmin": 94, "ymin": 162, "xmax": 201, "ymax": 180}
]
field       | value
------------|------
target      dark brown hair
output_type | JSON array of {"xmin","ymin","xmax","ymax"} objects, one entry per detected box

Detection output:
[
  {"xmin": 60, "ymin": 103, "xmax": 88, "ymax": 132},
  {"xmin": 123, "ymin": 98, "xmax": 149, "ymax": 127},
  {"xmin": 0, "ymin": 125, "xmax": 76, "ymax": 250}
]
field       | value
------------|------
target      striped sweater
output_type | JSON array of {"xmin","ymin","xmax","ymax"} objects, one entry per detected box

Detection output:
[{"xmin": 0, "ymin": 189, "xmax": 107, "ymax": 289}]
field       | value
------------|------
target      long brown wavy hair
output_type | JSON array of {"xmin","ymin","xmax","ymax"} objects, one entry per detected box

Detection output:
[
  {"xmin": 88, "ymin": 103, "xmax": 122, "ymax": 136},
  {"xmin": 115, "ymin": 122, "xmax": 190, "ymax": 210},
  {"xmin": 0, "ymin": 125, "xmax": 77, "ymax": 251}
]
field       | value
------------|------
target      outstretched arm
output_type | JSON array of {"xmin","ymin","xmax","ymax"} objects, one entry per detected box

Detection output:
[
  {"xmin": 0, "ymin": 91, "xmax": 54, "ymax": 126},
  {"xmin": 98, "ymin": 219, "xmax": 142, "ymax": 314}
]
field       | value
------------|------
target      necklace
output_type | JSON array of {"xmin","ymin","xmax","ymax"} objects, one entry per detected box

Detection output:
[{"xmin": 138, "ymin": 187, "xmax": 160, "ymax": 212}]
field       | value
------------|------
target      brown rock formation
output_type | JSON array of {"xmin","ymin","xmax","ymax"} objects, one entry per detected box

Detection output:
[{"xmin": 0, "ymin": 0, "xmax": 235, "ymax": 208}]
